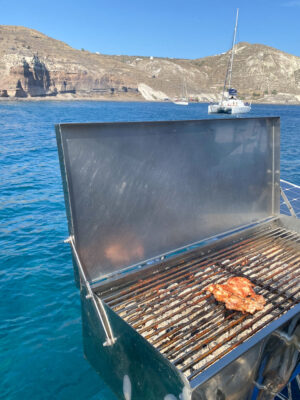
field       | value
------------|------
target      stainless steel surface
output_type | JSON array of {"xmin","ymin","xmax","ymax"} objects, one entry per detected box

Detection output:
[
  {"xmin": 56, "ymin": 117, "xmax": 280, "ymax": 283},
  {"xmin": 99, "ymin": 221, "xmax": 300, "ymax": 388}
]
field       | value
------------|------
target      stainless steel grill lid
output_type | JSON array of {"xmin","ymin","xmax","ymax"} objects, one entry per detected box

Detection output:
[{"xmin": 56, "ymin": 118, "xmax": 280, "ymax": 283}]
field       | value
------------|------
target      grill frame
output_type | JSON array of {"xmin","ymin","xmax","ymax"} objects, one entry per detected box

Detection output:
[{"xmin": 55, "ymin": 118, "xmax": 300, "ymax": 399}]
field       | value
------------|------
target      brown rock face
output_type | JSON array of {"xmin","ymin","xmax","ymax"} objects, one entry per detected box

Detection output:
[
  {"xmin": 11, "ymin": 55, "xmax": 53, "ymax": 97},
  {"xmin": 0, "ymin": 25, "xmax": 299, "ymax": 103}
]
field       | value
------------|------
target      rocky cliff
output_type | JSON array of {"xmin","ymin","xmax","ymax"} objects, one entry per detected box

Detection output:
[{"xmin": 0, "ymin": 25, "xmax": 299, "ymax": 103}]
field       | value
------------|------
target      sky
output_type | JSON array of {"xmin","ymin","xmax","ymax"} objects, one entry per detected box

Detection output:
[{"xmin": 1, "ymin": 0, "xmax": 299, "ymax": 59}]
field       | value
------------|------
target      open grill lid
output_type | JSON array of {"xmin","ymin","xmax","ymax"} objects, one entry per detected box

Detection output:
[{"xmin": 56, "ymin": 117, "xmax": 280, "ymax": 284}]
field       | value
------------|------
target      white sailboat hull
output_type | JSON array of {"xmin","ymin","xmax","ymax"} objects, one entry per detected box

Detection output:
[
  {"xmin": 208, "ymin": 100, "xmax": 251, "ymax": 115},
  {"xmin": 173, "ymin": 100, "xmax": 189, "ymax": 106}
]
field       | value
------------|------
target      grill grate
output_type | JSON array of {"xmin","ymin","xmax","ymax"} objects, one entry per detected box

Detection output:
[{"xmin": 98, "ymin": 225, "xmax": 300, "ymax": 380}]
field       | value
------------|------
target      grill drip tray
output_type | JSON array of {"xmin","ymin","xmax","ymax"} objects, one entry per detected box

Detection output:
[{"xmin": 99, "ymin": 225, "xmax": 300, "ymax": 381}]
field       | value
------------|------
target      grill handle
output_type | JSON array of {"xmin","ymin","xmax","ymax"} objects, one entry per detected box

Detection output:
[{"xmin": 65, "ymin": 236, "xmax": 116, "ymax": 346}]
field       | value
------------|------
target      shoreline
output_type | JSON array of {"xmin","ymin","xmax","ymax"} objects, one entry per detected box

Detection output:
[{"xmin": 0, "ymin": 96, "xmax": 299, "ymax": 106}]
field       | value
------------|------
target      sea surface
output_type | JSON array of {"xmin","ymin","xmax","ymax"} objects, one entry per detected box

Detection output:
[{"xmin": 1, "ymin": 101, "xmax": 300, "ymax": 400}]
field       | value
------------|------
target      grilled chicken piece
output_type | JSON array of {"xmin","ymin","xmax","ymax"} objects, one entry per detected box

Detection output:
[
  {"xmin": 207, "ymin": 277, "xmax": 265, "ymax": 314},
  {"xmin": 226, "ymin": 277, "xmax": 255, "ymax": 297},
  {"xmin": 227, "ymin": 277, "xmax": 265, "ymax": 306}
]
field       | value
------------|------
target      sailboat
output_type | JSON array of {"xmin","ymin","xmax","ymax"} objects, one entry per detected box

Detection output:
[
  {"xmin": 173, "ymin": 77, "xmax": 189, "ymax": 105},
  {"xmin": 208, "ymin": 9, "xmax": 251, "ymax": 114}
]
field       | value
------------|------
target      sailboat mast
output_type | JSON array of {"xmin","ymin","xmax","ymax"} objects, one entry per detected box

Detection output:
[
  {"xmin": 221, "ymin": 9, "xmax": 239, "ymax": 104},
  {"xmin": 228, "ymin": 8, "xmax": 239, "ymax": 89},
  {"xmin": 184, "ymin": 77, "xmax": 188, "ymax": 99}
]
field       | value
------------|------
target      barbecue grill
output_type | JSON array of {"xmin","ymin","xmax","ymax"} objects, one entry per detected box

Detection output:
[{"xmin": 56, "ymin": 118, "xmax": 300, "ymax": 400}]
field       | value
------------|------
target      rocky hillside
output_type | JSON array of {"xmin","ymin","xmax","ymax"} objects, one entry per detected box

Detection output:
[{"xmin": 0, "ymin": 25, "xmax": 299, "ymax": 103}]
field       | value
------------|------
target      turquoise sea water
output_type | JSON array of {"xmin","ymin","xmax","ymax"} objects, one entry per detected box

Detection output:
[{"xmin": 1, "ymin": 101, "xmax": 300, "ymax": 400}]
